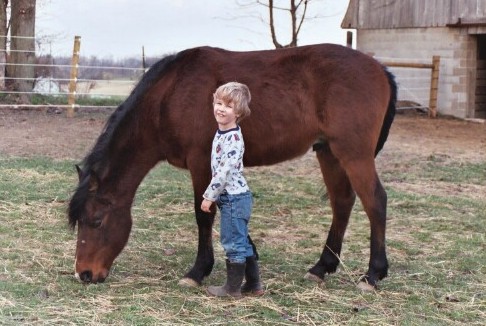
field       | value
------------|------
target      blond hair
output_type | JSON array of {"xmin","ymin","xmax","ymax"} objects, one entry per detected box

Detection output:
[{"xmin": 213, "ymin": 82, "xmax": 251, "ymax": 123}]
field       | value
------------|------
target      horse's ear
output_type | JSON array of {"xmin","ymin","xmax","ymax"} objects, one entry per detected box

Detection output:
[
  {"xmin": 75, "ymin": 165, "xmax": 83, "ymax": 181},
  {"xmin": 88, "ymin": 171, "xmax": 99, "ymax": 193}
]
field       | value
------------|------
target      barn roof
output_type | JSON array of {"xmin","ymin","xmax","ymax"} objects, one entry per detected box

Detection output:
[{"xmin": 341, "ymin": 0, "xmax": 486, "ymax": 29}]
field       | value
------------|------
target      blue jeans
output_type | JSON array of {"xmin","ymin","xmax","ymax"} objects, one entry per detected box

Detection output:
[{"xmin": 217, "ymin": 191, "xmax": 254, "ymax": 263}]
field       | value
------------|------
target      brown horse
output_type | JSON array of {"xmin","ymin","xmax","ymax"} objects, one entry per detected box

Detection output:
[{"xmin": 68, "ymin": 44, "xmax": 396, "ymax": 289}]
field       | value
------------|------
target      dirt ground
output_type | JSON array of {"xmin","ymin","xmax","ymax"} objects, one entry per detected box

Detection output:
[{"xmin": 0, "ymin": 107, "xmax": 485, "ymax": 168}]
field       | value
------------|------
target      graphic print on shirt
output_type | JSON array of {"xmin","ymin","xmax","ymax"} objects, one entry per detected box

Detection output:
[{"xmin": 203, "ymin": 127, "xmax": 249, "ymax": 201}]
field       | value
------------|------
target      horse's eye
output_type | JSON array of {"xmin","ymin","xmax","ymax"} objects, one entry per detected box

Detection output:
[
  {"xmin": 79, "ymin": 216, "xmax": 102, "ymax": 229},
  {"xmin": 89, "ymin": 212, "xmax": 104, "ymax": 228},
  {"xmin": 91, "ymin": 218, "xmax": 103, "ymax": 228}
]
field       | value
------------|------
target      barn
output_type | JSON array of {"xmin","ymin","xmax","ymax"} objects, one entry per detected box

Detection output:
[{"xmin": 342, "ymin": 0, "xmax": 486, "ymax": 119}]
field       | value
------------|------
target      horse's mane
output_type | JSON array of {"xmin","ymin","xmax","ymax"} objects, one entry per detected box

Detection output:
[
  {"xmin": 85, "ymin": 53, "xmax": 177, "ymax": 171},
  {"xmin": 68, "ymin": 53, "xmax": 178, "ymax": 228}
]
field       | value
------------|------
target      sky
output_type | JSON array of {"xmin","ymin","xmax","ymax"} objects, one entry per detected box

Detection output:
[{"xmin": 36, "ymin": 0, "xmax": 351, "ymax": 59}]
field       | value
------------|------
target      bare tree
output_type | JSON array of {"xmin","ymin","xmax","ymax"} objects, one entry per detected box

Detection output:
[
  {"xmin": 8, "ymin": 0, "xmax": 36, "ymax": 98},
  {"xmin": 238, "ymin": 0, "xmax": 312, "ymax": 48},
  {"xmin": 266, "ymin": 0, "xmax": 309, "ymax": 48}
]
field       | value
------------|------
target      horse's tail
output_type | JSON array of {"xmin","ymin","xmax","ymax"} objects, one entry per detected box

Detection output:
[{"xmin": 374, "ymin": 67, "xmax": 397, "ymax": 157}]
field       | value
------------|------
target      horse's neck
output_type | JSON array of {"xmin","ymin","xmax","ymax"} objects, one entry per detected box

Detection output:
[{"xmin": 103, "ymin": 125, "xmax": 162, "ymax": 204}]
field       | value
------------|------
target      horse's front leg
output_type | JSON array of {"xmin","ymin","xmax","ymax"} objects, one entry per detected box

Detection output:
[
  {"xmin": 179, "ymin": 203, "xmax": 215, "ymax": 286},
  {"xmin": 179, "ymin": 164, "xmax": 215, "ymax": 287}
]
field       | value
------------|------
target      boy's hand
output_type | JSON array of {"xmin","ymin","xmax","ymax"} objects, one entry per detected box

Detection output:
[{"xmin": 201, "ymin": 199, "xmax": 214, "ymax": 213}]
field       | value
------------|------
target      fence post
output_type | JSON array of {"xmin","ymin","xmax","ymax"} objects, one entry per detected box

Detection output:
[
  {"xmin": 428, "ymin": 55, "xmax": 440, "ymax": 118},
  {"xmin": 66, "ymin": 35, "xmax": 81, "ymax": 118}
]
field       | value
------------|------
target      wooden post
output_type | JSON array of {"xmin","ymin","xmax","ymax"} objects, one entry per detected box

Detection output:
[
  {"xmin": 428, "ymin": 55, "xmax": 440, "ymax": 118},
  {"xmin": 346, "ymin": 31, "xmax": 353, "ymax": 48},
  {"xmin": 383, "ymin": 56, "xmax": 441, "ymax": 117},
  {"xmin": 66, "ymin": 35, "xmax": 81, "ymax": 118},
  {"xmin": 142, "ymin": 46, "xmax": 146, "ymax": 71}
]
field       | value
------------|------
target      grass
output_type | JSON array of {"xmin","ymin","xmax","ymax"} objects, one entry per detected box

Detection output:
[{"xmin": 0, "ymin": 148, "xmax": 485, "ymax": 325}]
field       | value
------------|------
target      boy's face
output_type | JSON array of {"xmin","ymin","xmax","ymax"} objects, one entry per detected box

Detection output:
[{"xmin": 213, "ymin": 98, "xmax": 239, "ymax": 131}]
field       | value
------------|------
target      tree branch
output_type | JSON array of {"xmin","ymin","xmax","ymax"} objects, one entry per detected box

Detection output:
[
  {"xmin": 295, "ymin": 0, "xmax": 308, "ymax": 37},
  {"xmin": 268, "ymin": 0, "xmax": 283, "ymax": 48}
]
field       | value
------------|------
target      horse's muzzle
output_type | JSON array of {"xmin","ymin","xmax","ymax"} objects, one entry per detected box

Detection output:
[{"xmin": 75, "ymin": 270, "xmax": 107, "ymax": 284}]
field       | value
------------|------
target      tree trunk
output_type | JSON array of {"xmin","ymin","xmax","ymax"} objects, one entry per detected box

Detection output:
[
  {"xmin": 0, "ymin": 0, "xmax": 8, "ymax": 90},
  {"xmin": 8, "ymin": 0, "xmax": 35, "ymax": 99}
]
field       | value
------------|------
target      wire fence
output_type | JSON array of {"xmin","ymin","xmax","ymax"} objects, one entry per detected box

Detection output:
[
  {"xmin": 375, "ymin": 55, "xmax": 441, "ymax": 117},
  {"xmin": 0, "ymin": 35, "xmax": 146, "ymax": 113},
  {"xmin": 1, "ymin": 35, "xmax": 441, "ymax": 118}
]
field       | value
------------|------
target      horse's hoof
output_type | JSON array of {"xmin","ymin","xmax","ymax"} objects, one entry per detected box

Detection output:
[
  {"xmin": 304, "ymin": 272, "xmax": 324, "ymax": 283},
  {"xmin": 357, "ymin": 281, "xmax": 376, "ymax": 292},
  {"xmin": 178, "ymin": 277, "xmax": 199, "ymax": 287}
]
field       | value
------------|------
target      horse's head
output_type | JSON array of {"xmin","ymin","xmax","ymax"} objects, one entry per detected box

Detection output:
[{"xmin": 69, "ymin": 166, "xmax": 132, "ymax": 283}]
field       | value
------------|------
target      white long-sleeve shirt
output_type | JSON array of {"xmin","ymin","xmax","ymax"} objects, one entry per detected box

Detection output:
[{"xmin": 203, "ymin": 126, "xmax": 249, "ymax": 201}]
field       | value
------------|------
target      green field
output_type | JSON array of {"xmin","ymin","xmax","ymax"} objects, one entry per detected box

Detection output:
[{"xmin": 1, "ymin": 146, "xmax": 485, "ymax": 324}]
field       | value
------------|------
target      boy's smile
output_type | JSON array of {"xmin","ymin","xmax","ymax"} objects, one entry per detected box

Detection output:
[{"xmin": 213, "ymin": 99, "xmax": 239, "ymax": 131}]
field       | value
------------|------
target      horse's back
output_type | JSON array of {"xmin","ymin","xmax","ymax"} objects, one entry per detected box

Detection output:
[{"xmin": 162, "ymin": 45, "xmax": 394, "ymax": 167}]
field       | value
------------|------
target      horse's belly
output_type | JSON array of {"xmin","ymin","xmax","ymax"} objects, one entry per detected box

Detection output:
[{"xmin": 244, "ymin": 136, "xmax": 318, "ymax": 167}]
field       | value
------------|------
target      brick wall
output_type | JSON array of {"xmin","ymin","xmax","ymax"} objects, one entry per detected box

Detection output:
[{"xmin": 355, "ymin": 27, "xmax": 478, "ymax": 118}]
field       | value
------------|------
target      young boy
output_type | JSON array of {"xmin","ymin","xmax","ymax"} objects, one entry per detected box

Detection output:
[{"xmin": 201, "ymin": 82, "xmax": 264, "ymax": 298}]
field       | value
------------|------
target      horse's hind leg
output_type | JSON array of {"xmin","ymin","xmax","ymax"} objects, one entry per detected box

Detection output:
[
  {"xmin": 308, "ymin": 142, "xmax": 389, "ymax": 289},
  {"xmin": 306, "ymin": 143, "xmax": 356, "ymax": 281},
  {"xmin": 329, "ymin": 147, "xmax": 388, "ymax": 288},
  {"xmin": 344, "ymin": 159, "xmax": 389, "ymax": 288}
]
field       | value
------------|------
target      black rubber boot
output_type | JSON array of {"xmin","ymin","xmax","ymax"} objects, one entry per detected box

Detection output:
[
  {"xmin": 241, "ymin": 256, "xmax": 264, "ymax": 296},
  {"xmin": 207, "ymin": 260, "xmax": 246, "ymax": 298}
]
